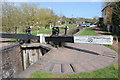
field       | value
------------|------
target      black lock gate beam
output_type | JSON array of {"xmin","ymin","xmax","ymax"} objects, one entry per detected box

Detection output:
[
  {"xmin": 45, "ymin": 36, "xmax": 74, "ymax": 43},
  {"xmin": 0, "ymin": 33, "xmax": 40, "ymax": 42}
]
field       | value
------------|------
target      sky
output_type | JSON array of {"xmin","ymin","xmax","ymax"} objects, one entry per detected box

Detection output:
[
  {"xmin": 3, "ymin": 0, "xmax": 118, "ymax": 19},
  {"xmin": 13, "ymin": 2, "xmax": 103, "ymax": 19},
  {"xmin": 2, "ymin": 0, "xmax": 118, "ymax": 2},
  {"xmin": 37, "ymin": 2, "xmax": 103, "ymax": 18}
]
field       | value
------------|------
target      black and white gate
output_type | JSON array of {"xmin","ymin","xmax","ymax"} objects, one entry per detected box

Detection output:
[{"xmin": 0, "ymin": 26, "xmax": 113, "ymax": 46}]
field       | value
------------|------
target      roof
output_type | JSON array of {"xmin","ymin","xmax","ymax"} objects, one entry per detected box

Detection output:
[{"xmin": 101, "ymin": 2, "xmax": 112, "ymax": 12}]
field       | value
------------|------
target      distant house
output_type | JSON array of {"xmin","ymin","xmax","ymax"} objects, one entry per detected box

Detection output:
[{"xmin": 76, "ymin": 21, "xmax": 86, "ymax": 24}]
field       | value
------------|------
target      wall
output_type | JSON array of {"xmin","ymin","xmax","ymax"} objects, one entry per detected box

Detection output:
[
  {"xmin": 0, "ymin": 44, "xmax": 23, "ymax": 78},
  {"xmin": 0, "ymin": 42, "xmax": 51, "ymax": 78},
  {"xmin": 22, "ymin": 48, "xmax": 42, "ymax": 70}
]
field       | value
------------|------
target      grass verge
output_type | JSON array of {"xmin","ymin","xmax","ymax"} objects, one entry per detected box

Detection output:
[
  {"xmin": 79, "ymin": 27, "xmax": 99, "ymax": 36},
  {"xmin": 32, "ymin": 28, "xmax": 52, "ymax": 35},
  {"xmin": 6, "ymin": 24, "xmax": 76, "ymax": 41},
  {"xmin": 66, "ymin": 24, "xmax": 76, "ymax": 28},
  {"xmin": 32, "ymin": 63, "xmax": 118, "ymax": 78},
  {"xmin": 31, "ymin": 24, "xmax": 76, "ymax": 35},
  {"xmin": 7, "ymin": 38, "xmax": 18, "ymax": 41}
]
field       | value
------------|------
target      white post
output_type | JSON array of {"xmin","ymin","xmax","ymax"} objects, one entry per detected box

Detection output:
[
  {"xmin": 107, "ymin": 24, "xmax": 110, "ymax": 32},
  {"xmin": 37, "ymin": 34, "xmax": 50, "ymax": 44}
]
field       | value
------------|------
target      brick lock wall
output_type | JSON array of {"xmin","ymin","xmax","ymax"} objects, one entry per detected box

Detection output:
[
  {"xmin": 1, "ymin": 44, "xmax": 23, "ymax": 78},
  {"xmin": 0, "ymin": 51, "xmax": 2, "ymax": 79}
]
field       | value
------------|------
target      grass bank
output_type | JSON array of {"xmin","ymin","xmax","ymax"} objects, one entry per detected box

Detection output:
[
  {"xmin": 7, "ymin": 24, "xmax": 76, "ymax": 41},
  {"xmin": 32, "ymin": 24, "xmax": 76, "ymax": 35},
  {"xmin": 79, "ymin": 27, "xmax": 99, "ymax": 36}
]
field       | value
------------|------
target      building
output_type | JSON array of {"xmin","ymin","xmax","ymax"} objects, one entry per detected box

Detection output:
[
  {"xmin": 102, "ymin": 2, "xmax": 113, "ymax": 23},
  {"xmin": 101, "ymin": 2, "xmax": 113, "ymax": 32}
]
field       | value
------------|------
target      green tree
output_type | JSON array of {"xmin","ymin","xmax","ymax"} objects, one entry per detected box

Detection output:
[
  {"xmin": 37, "ymin": 8, "xmax": 58, "ymax": 28},
  {"xmin": 111, "ymin": 2, "xmax": 120, "ymax": 34},
  {"xmin": 21, "ymin": 3, "xmax": 38, "ymax": 26},
  {"xmin": 1, "ymin": 2, "xmax": 59, "ymax": 32},
  {"xmin": 111, "ymin": 2, "xmax": 120, "ymax": 26},
  {"xmin": 2, "ymin": 2, "xmax": 18, "ymax": 32}
]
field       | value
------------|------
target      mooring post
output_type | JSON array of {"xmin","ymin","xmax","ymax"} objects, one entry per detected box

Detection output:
[
  {"xmin": 64, "ymin": 26, "xmax": 68, "ymax": 35},
  {"xmin": 25, "ymin": 26, "xmax": 31, "ymax": 43}
]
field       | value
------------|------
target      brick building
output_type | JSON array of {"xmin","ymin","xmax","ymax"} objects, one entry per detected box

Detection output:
[
  {"xmin": 101, "ymin": 2, "xmax": 113, "ymax": 32},
  {"xmin": 101, "ymin": 2, "xmax": 120, "ymax": 34}
]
